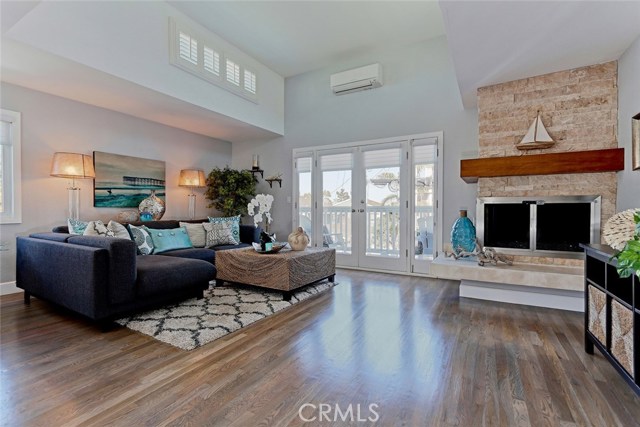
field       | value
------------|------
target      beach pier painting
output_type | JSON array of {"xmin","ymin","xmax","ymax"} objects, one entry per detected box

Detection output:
[{"xmin": 93, "ymin": 151, "xmax": 166, "ymax": 208}]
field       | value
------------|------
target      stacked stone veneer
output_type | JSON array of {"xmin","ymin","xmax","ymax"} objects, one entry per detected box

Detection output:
[{"xmin": 477, "ymin": 61, "xmax": 618, "ymax": 266}]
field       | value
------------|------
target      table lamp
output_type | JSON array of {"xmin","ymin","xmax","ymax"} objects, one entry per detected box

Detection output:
[
  {"xmin": 50, "ymin": 152, "xmax": 95, "ymax": 220},
  {"xmin": 179, "ymin": 169, "xmax": 206, "ymax": 219}
]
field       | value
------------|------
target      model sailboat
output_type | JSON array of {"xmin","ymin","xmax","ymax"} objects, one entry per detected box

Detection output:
[{"xmin": 516, "ymin": 111, "xmax": 555, "ymax": 150}]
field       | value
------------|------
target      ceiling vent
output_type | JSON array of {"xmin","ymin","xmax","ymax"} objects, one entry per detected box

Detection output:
[{"xmin": 330, "ymin": 63, "xmax": 383, "ymax": 95}]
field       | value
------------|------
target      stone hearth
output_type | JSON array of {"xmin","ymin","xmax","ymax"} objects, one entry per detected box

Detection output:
[{"xmin": 436, "ymin": 62, "xmax": 620, "ymax": 311}]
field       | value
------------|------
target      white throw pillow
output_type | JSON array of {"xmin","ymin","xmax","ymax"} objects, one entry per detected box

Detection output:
[
  {"xmin": 203, "ymin": 221, "xmax": 238, "ymax": 248},
  {"xmin": 83, "ymin": 220, "xmax": 131, "ymax": 240},
  {"xmin": 179, "ymin": 222, "xmax": 207, "ymax": 248}
]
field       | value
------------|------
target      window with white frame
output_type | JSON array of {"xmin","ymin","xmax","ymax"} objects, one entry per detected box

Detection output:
[
  {"xmin": 226, "ymin": 59, "xmax": 241, "ymax": 86},
  {"xmin": 169, "ymin": 18, "xmax": 259, "ymax": 102},
  {"xmin": 203, "ymin": 46, "xmax": 220, "ymax": 76},
  {"xmin": 244, "ymin": 69, "xmax": 257, "ymax": 94},
  {"xmin": 178, "ymin": 31, "xmax": 198, "ymax": 65},
  {"xmin": 0, "ymin": 109, "xmax": 22, "ymax": 224}
]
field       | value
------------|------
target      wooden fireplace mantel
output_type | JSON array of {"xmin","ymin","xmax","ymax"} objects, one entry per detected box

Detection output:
[{"xmin": 460, "ymin": 148, "xmax": 624, "ymax": 183}]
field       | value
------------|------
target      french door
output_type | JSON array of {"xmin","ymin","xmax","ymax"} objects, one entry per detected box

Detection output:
[{"xmin": 293, "ymin": 133, "xmax": 441, "ymax": 274}]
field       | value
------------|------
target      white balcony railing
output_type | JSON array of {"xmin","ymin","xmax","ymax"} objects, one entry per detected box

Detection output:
[{"xmin": 299, "ymin": 206, "xmax": 433, "ymax": 256}]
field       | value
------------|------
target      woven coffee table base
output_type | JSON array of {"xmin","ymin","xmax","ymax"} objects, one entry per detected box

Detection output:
[{"xmin": 215, "ymin": 247, "xmax": 336, "ymax": 300}]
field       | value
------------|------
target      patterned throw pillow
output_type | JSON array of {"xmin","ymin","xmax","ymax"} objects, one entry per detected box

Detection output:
[
  {"xmin": 144, "ymin": 226, "xmax": 193, "ymax": 254},
  {"xmin": 83, "ymin": 220, "xmax": 131, "ymax": 239},
  {"xmin": 179, "ymin": 222, "xmax": 207, "ymax": 248},
  {"xmin": 68, "ymin": 218, "xmax": 89, "ymax": 235},
  {"xmin": 208, "ymin": 215, "xmax": 241, "ymax": 244},
  {"xmin": 83, "ymin": 220, "xmax": 115, "ymax": 237},
  {"xmin": 127, "ymin": 224, "xmax": 155, "ymax": 255},
  {"xmin": 203, "ymin": 221, "xmax": 238, "ymax": 247}
]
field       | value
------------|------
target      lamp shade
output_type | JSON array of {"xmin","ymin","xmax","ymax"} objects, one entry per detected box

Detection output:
[
  {"xmin": 179, "ymin": 169, "xmax": 206, "ymax": 188},
  {"xmin": 50, "ymin": 152, "xmax": 95, "ymax": 179}
]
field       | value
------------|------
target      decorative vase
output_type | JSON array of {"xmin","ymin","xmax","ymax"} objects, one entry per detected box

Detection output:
[
  {"xmin": 138, "ymin": 190, "xmax": 165, "ymax": 220},
  {"xmin": 288, "ymin": 227, "xmax": 309, "ymax": 251},
  {"xmin": 451, "ymin": 209, "xmax": 476, "ymax": 254}
]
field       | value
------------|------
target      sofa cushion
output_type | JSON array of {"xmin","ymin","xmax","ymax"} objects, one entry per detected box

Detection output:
[
  {"xmin": 127, "ymin": 224, "xmax": 155, "ymax": 255},
  {"xmin": 30, "ymin": 232, "xmax": 72, "ymax": 242},
  {"xmin": 135, "ymin": 255, "xmax": 215, "ymax": 297},
  {"xmin": 213, "ymin": 243, "xmax": 252, "ymax": 251},
  {"xmin": 144, "ymin": 226, "xmax": 193, "ymax": 254},
  {"xmin": 179, "ymin": 222, "xmax": 207, "ymax": 248},
  {"xmin": 240, "ymin": 225, "xmax": 261, "ymax": 244},
  {"xmin": 158, "ymin": 248, "xmax": 216, "ymax": 264},
  {"xmin": 203, "ymin": 222, "xmax": 238, "ymax": 247},
  {"xmin": 208, "ymin": 215, "xmax": 241, "ymax": 244}
]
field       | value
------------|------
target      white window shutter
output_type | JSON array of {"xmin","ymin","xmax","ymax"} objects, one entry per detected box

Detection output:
[
  {"xmin": 226, "ymin": 59, "xmax": 240, "ymax": 86},
  {"xmin": 179, "ymin": 31, "xmax": 198, "ymax": 65},
  {"xmin": 204, "ymin": 46, "xmax": 220, "ymax": 76},
  {"xmin": 244, "ymin": 69, "xmax": 257, "ymax": 94}
]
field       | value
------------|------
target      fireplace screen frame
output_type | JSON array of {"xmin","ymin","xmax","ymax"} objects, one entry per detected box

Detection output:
[{"xmin": 476, "ymin": 195, "xmax": 601, "ymax": 259}]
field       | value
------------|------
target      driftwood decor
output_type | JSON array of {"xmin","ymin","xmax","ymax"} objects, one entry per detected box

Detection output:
[{"xmin": 444, "ymin": 240, "xmax": 513, "ymax": 267}]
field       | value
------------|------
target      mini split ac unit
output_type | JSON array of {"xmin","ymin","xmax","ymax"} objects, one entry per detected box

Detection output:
[{"xmin": 330, "ymin": 63, "xmax": 383, "ymax": 95}]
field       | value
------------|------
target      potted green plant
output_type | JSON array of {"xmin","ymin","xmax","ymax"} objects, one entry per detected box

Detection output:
[
  {"xmin": 204, "ymin": 167, "xmax": 256, "ymax": 217},
  {"xmin": 612, "ymin": 211, "xmax": 640, "ymax": 279}
]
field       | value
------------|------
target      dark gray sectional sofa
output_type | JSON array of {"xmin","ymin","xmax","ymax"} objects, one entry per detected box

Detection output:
[{"xmin": 16, "ymin": 219, "xmax": 260, "ymax": 325}]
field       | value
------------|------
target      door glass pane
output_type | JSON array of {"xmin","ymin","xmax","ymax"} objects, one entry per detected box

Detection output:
[
  {"xmin": 320, "ymin": 153, "xmax": 352, "ymax": 254},
  {"xmin": 414, "ymin": 144, "xmax": 436, "ymax": 260},
  {"xmin": 296, "ymin": 157, "xmax": 313, "ymax": 246},
  {"xmin": 364, "ymin": 148, "xmax": 400, "ymax": 258}
]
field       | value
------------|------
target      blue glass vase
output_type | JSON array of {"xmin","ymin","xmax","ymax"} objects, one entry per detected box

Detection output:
[{"xmin": 451, "ymin": 210, "xmax": 476, "ymax": 254}]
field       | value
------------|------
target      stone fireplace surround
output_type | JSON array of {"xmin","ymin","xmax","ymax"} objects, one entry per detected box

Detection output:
[{"xmin": 432, "ymin": 61, "xmax": 619, "ymax": 312}]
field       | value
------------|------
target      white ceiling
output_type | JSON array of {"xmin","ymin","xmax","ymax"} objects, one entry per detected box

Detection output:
[
  {"xmin": 2, "ymin": 1, "xmax": 639, "ymax": 141},
  {"xmin": 168, "ymin": 1, "xmax": 446, "ymax": 77},
  {"xmin": 440, "ymin": 1, "xmax": 640, "ymax": 107}
]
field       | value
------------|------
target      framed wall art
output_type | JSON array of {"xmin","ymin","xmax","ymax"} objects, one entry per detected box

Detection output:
[{"xmin": 93, "ymin": 151, "xmax": 166, "ymax": 208}]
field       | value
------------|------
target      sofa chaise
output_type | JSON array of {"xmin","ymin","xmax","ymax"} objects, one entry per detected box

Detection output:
[{"xmin": 16, "ymin": 219, "xmax": 260, "ymax": 326}]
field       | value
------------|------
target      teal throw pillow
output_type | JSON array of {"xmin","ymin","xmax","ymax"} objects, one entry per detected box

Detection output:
[
  {"xmin": 208, "ymin": 215, "xmax": 241, "ymax": 244},
  {"xmin": 144, "ymin": 226, "xmax": 193, "ymax": 254}
]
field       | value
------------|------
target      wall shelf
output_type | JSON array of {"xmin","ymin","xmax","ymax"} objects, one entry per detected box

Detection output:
[
  {"xmin": 265, "ymin": 178, "xmax": 282, "ymax": 188},
  {"xmin": 247, "ymin": 169, "xmax": 264, "ymax": 179},
  {"xmin": 460, "ymin": 148, "xmax": 625, "ymax": 183}
]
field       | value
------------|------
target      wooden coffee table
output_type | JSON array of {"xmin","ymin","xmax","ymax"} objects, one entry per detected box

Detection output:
[{"xmin": 215, "ymin": 247, "xmax": 336, "ymax": 300}]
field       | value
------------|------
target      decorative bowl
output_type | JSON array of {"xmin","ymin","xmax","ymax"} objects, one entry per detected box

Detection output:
[{"xmin": 252, "ymin": 242, "xmax": 289, "ymax": 254}]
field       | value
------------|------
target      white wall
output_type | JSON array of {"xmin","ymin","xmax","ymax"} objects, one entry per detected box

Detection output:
[
  {"xmin": 232, "ymin": 37, "xmax": 478, "ymax": 245},
  {"xmin": 5, "ymin": 1, "xmax": 284, "ymax": 135},
  {"xmin": 617, "ymin": 35, "xmax": 640, "ymax": 211},
  {"xmin": 0, "ymin": 83, "xmax": 231, "ymax": 284}
]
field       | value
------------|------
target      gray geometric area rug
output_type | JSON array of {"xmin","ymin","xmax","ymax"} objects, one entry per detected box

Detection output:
[{"xmin": 116, "ymin": 280, "xmax": 337, "ymax": 350}]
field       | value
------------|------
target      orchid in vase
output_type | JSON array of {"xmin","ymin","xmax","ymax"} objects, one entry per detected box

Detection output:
[{"xmin": 248, "ymin": 193, "xmax": 274, "ymax": 233}]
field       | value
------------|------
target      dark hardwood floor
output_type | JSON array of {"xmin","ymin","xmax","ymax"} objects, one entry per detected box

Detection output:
[{"xmin": 1, "ymin": 269, "xmax": 639, "ymax": 426}]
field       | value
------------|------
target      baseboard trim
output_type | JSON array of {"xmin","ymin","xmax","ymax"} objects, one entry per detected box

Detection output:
[
  {"xmin": 0, "ymin": 281, "xmax": 22, "ymax": 295},
  {"xmin": 460, "ymin": 279, "xmax": 583, "ymax": 312}
]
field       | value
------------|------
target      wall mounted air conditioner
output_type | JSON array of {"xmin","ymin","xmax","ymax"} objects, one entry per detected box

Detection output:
[{"xmin": 330, "ymin": 63, "xmax": 383, "ymax": 95}]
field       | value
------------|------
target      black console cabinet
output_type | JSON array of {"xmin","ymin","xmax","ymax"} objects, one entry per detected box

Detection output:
[{"xmin": 582, "ymin": 244, "xmax": 639, "ymax": 396}]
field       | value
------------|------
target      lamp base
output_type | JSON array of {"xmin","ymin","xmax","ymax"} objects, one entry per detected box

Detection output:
[
  {"xmin": 68, "ymin": 187, "xmax": 80, "ymax": 220},
  {"xmin": 187, "ymin": 193, "xmax": 196, "ymax": 220}
]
